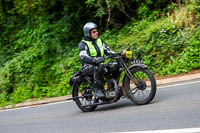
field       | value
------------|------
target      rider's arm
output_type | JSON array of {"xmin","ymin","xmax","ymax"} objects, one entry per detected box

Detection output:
[
  {"xmin": 102, "ymin": 39, "xmax": 116, "ymax": 55},
  {"xmin": 79, "ymin": 41, "xmax": 94, "ymax": 65}
]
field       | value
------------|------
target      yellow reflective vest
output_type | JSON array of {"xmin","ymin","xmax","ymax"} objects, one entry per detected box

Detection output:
[{"xmin": 82, "ymin": 38, "xmax": 104, "ymax": 57}]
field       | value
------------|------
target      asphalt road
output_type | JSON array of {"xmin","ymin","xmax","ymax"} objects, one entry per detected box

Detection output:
[{"xmin": 0, "ymin": 80, "xmax": 200, "ymax": 133}]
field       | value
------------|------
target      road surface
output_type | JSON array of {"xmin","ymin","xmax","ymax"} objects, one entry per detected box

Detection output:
[{"xmin": 0, "ymin": 80, "xmax": 200, "ymax": 133}]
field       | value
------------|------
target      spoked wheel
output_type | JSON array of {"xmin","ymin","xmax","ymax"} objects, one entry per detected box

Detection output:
[
  {"xmin": 124, "ymin": 67, "xmax": 157, "ymax": 105},
  {"xmin": 73, "ymin": 82, "xmax": 98, "ymax": 112}
]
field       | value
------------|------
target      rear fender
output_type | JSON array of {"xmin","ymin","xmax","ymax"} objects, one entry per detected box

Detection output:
[{"xmin": 71, "ymin": 76, "xmax": 82, "ymax": 98}]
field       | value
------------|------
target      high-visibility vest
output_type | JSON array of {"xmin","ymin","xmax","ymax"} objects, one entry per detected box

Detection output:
[{"xmin": 82, "ymin": 38, "xmax": 104, "ymax": 57}]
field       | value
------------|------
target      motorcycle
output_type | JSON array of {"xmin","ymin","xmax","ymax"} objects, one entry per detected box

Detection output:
[{"xmin": 68, "ymin": 49, "xmax": 157, "ymax": 112}]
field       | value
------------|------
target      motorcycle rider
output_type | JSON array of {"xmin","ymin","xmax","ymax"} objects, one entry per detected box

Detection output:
[{"xmin": 79, "ymin": 22, "xmax": 116, "ymax": 99}]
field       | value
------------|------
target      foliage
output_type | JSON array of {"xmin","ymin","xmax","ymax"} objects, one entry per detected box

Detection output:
[
  {"xmin": 0, "ymin": 16, "xmax": 81, "ymax": 105},
  {"xmin": 0, "ymin": 0, "xmax": 200, "ymax": 107},
  {"xmin": 161, "ymin": 27, "xmax": 200, "ymax": 75},
  {"xmin": 85, "ymin": 0, "xmax": 169, "ymax": 28}
]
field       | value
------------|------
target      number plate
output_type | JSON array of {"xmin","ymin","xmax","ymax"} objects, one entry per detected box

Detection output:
[{"xmin": 132, "ymin": 59, "xmax": 144, "ymax": 64}]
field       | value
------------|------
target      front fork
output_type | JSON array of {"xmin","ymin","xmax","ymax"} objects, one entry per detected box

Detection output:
[
  {"xmin": 120, "ymin": 58, "xmax": 148, "ymax": 97},
  {"xmin": 119, "ymin": 57, "xmax": 139, "ymax": 85}
]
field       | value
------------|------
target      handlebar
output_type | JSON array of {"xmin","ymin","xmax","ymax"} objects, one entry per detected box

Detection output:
[{"xmin": 104, "ymin": 53, "xmax": 121, "ymax": 59}]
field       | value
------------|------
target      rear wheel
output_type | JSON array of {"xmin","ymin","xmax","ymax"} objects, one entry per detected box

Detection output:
[
  {"xmin": 73, "ymin": 81, "xmax": 97, "ymax": 112},
  {"xmin": 124, "ymin": 67, "xmax": 156, "ymax": 105}
]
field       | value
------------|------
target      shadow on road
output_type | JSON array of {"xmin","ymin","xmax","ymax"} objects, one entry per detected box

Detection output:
[{"xmin": 95, "ymin": 99, "xmax": 134, "ymax": 112}]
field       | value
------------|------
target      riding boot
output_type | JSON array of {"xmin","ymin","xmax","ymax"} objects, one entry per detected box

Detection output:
[
  {"xmin": 93, "ymin": 83, "xmax": 105, "ymax": 99},
  {"xmin": 93, "ymin": 63, "xmax": 105, "ymax": 99}
]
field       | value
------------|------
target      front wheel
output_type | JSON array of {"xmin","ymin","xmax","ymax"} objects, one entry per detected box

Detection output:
[{"xmin": 124, "ymin": 67, "xmax": 156, "ymax": 105}]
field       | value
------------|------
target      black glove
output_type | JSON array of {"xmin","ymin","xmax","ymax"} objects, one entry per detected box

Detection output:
[{"xmin": 93, "ymin": 57, "xmax": 104, "ymax": 64}]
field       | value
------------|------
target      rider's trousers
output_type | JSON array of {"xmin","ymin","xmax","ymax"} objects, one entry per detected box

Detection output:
[{"xmin": 82, "ymin": 63, "xmax": 104, "ymax": 90}]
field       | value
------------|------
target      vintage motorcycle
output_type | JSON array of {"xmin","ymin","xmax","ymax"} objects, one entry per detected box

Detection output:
[{"xmin": 68, "ymin": 49, "xmax": 157, "ymax": 112}]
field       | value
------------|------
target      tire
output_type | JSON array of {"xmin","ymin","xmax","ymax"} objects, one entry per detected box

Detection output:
[
  {"xmin": 73, "ymin": 82, "xmax": 97, "ymax": 112},
  {"xmin": 124, "ymin": 67, "xmax": 156, "ymax": 105}
]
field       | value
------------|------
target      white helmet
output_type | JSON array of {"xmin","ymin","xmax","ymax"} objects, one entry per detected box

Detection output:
[{"xmin": 83, "ymin": 22, "xmax": 97, "ymax": 37}]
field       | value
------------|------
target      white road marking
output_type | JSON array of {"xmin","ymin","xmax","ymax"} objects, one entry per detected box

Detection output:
[
  {"xmin": 110, "ymin": 127, "xmax": 200, "ymax": 133},
  {"xmin": 0, "ymin": 100, "xmax": 71, "ymax": 112},
  {"xmin": 159, "ymin": 80, "xmax": 200, "ymax": 89}
]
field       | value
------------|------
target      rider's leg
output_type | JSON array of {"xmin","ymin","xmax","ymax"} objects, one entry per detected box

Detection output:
[
  {"xmin": 82, "ymin": 64, "xmax": 105, "ymax": 98},
  {"xmin": 93, "ymin": 63, "xmax": 105, "ymax": 99}
]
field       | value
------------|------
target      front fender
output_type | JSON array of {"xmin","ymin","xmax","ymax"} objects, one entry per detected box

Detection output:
[
  {"xmin": 124, "ymin": 64, "xmax": 148, "ymax": 83},
  {"xmin": 129, "ymin": 64, "xmax": 147, "ymax": 69}
]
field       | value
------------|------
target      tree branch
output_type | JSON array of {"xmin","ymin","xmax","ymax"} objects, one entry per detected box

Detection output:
[{"xmin": 105, "ymin": 0, "xmax": 111, "ymax": 29}]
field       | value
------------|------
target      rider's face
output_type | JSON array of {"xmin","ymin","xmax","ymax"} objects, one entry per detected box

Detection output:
[{"xmin": 90, "ymin": 28, "xmax": 98, "ymax": 39}]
